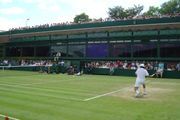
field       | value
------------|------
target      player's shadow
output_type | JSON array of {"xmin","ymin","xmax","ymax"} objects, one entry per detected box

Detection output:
[{"xmin": 135, "ymin": 94, "xmax": 144, "ymax": 98}]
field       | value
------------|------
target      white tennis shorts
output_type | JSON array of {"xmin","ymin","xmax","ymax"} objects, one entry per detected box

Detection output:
[{"xmin": 135, "ymin": 79, "xmax": 145, "ymax": 87}]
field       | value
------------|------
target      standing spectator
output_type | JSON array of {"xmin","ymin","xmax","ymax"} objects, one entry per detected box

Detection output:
[
  {"xmin": 176, "ymin": 63, "xmax": 180, "ymax": 71},
  {"xmin": 55, "ymin": 52, "xmax": 61, "ymax": 62},
  {"xmin": 109, "ymin": 63, "xmax": 115, "ymax": 75},
  {"xmin": 154, "ymin": 61, "xmax": 158, "ymax": 70}
]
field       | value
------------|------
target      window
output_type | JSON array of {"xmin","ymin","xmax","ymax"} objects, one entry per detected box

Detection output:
[
  {"xmin": 160, "ymin": 43, "xmax": 180, "ymax": 57},
  {"xmin": 51, "ymin": 46, "xmax": 67, "ymax": 57},
  {"xmin": 6, "ymin": 47, "xmax": 21, "ymax": 57},
  {"xmin": 0, "ymin": 47, "xmax": 2, "ymax": 57},
  {"xmin": 109, "ymin": 44, "xmax": 131, "ymax": 57},
  {"xmin": 133, "ymin": 44, "xmax": 157, "ymax": 57},
  {"xmin": 68, "ymin": 45, "xmax": 85, "ymax": 57},
  {"xmin": 22, "ymin": 47, "xmax": 34, "ymax": 57},
  {"xmin": 36, "ymin": 46, "xmax": 50, "ymax": 57},
  {"xmin": 88, "ymin": 44, "xmax": 107, "ymax": 57}
]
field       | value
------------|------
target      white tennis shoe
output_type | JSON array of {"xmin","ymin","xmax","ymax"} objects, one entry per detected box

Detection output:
[{"xmin": 135, "ymin": 90, "xmax": 140, "ymax": 97}]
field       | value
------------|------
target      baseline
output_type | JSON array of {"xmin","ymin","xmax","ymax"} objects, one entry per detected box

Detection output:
[{"xmin": 0, "ymin": 114, "xmax": 20, "ymax": 120}]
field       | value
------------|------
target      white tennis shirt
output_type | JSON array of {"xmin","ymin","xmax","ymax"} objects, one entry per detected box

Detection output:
[{"xmin": 135, "ymin": 68, "xmax": 149, "ymax": 81}]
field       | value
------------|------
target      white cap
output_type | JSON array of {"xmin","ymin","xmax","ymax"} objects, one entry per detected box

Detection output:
[{"xmin": 139, "ymin": 64, "xmax": 145, "ymax": 67}]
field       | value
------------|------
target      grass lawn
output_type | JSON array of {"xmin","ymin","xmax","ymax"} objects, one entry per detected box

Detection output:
[{"xmin": 0, "ymin": 70, "xmax": 180, "ymax": 120}]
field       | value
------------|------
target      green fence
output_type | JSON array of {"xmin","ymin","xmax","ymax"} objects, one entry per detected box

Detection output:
[
  {"xmin": 84, "ymin": 68, "xmax": 180, "ymax": 79},
  {"xmin": 160, "ymin": 29, "xmax": 180, "ymax": 35},
  {"xmin": 134, "ymin": 31, "xmax": 158, "ymax": 36},
  {"xmin": 88, "ymin": 33, "xmax": 107, "ymax": 38},
  {"xmin": 1, "ymin": 66, "xmax": 180, "ymax": 78},
  {"xmin": 109, "ymin": 32, "xmax": 131, "ymax": 37},
  {"xmin": 69, "ymin": 34, "xmax": 86, "ymax": 39}
]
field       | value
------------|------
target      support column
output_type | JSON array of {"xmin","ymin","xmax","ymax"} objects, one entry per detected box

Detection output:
[
  {"xmin": 157, "ymin": 30, "xmax": 160, "ymax": 58},
  {"xmin": 20, "ymin": 47, "xmax": 23, "ymax": 57},
  {"xmin": 2, "ymin": 45, "xmax": 6, "ymax": 58},
  {"xmin": 107, "ymin": 32, "xmax": 110, "ymax": 58},
  {"xmin": 85, "ymin": 32, "xmax": 88, "ymax": 58},
  {"xmin": 131, "ymin": 31, "xmax": 134, "ymax": 58},
  {"xmin": 66, "ymin": 35, "xmax": 69, "ymax": 57},
  {"xmin": 34, "ymin": 47, "xmax": 36, "ymax": 57}
]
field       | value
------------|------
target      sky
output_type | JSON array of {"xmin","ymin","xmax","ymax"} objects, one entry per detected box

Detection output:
[{"xmin": 0, "ymin": 0, "xmax": 170, "ymax": 31}]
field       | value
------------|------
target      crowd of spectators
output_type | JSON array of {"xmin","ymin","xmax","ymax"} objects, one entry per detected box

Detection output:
[
  {"xmin": 0, "ymin": 59, "xmax": 53, "ymax": 66},
  {"xmin": 1, "ymin": 60, "xmax": 180, "ymax": 72},
  {"xmin": 85, "ymin": 60, "xmax": 180, "ymax": 71},
  {"xmin": 8, "ymin": 13, "xmax": 180, "ymax": 32}
]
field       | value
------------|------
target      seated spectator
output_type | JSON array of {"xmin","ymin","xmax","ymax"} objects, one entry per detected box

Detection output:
[
  {"xmin": 60, "ymin": 61, "xmax": 65, "ymax": 66},
  {"xmin": 67, "ymin": 66, "xmax": 74, "ymax": 75},
  {"xmin": 156, "ymin": 67, "xmax": 164, "ymax": 78},
  {"xmin": 87, "ymin": 65, "xmax": 93, "ymax": 74}
]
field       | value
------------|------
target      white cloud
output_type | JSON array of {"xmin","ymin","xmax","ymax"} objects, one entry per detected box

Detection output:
[
  {"xmin": 60, "ymin": 0, "xmax": 169, "ymax": 19},
  {"xmin": 59, "ymin": 0, "xmax": 109, "ymax": 19},
  {"xmin": 21, "ymin": 0, "xmax": 61, "ymax": 12},
  {"xmin": 0, "ymin": 0, "xmax": 13, "ymax": 3},
  {"xmin": 0, "ymin": 17, "xmax": 23, "ymax": 30},
  {"xmin": 38, "ymin": 3, "xmax": 60, "ymax": 11},
  {"xmin": 0, "ymin": 7, "xmax": 24, "ymax": 14},
  {"xmin": 56, "ymin": 16, "xmax": 73, "ymax": 23}
]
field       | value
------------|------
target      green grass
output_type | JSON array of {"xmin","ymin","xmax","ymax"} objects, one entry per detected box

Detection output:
[{"xmin": 0, "ymin": 70, "xmax": 180, "ymax": 120}]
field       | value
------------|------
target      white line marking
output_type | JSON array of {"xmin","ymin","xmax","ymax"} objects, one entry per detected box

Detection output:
[
  {"xmin": 83, "ymin": 87, "xmax": 127, "ymax": 101},
  {"xmin": 83, "ymin": 80, "xmax": 151, "ymax": 101},
  {"xmin": 0, "ymin": 114, "xmax": 19, "ymax": 120}
]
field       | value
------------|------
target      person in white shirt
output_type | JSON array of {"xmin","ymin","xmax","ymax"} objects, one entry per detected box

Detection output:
[{"xmin": 134, "ymin": 64, "xmax": 152, "ymax": 97}]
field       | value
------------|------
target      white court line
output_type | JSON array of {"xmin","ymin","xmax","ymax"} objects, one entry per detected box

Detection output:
[
  {"xmin": 83, "ymin": 87, "xmax": 127, "ymax": 101},
  {"xmin": 83, "ymin": 80, "xmax": 151, "ymax": 101},
  {"xmin": 0, "ymin": 114, "xmax": 19, "ymax": 120}
]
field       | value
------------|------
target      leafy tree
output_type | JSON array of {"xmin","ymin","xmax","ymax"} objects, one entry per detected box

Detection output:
[
  {"xmin": 159, "ymin": 0, "xmax": 180, "ymax": 15},
  {"xmin": 74, "ymin": 13, "xmax": 91, "ymax": 23},
  {"xmin": 143, "ymin": 6, "xmax": 160, "ymax": 16},
  {"xmin": 92, "ymin": 18, "xmax": 103, "ymax": 22},
  {"xmin": 108, "ymin": 6, "xmax": 127, "ymax": 19},
  {"xmin": 108, "ymin": 5, "xmax": 143, "ymax": 19},
  {"xmin": 126, "ymin": 5, "xmax": 144, "ymax": 17}
]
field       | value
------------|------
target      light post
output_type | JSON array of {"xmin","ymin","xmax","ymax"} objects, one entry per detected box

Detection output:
[{"xmin": 25, "ymin": 18, "xmax": 30, "ymax": 27}]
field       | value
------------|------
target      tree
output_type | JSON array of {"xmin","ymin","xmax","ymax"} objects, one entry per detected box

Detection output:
[
  {"xmin": 108, "ymin": 6, "xmax": 127, "ymax": 19},
  {"xmin": 92, "ymin": 17, "xmax": 103, "ymax": 22},
  {"xmin": 108, "ymin": 5, "xmax": 143, "ymax": 19},
  {"xmin": 159, "ymin": 0, "xmax": 180, "ymax": 15},
  {"xmin": 143, "ymin": 6, "xmax": 160, "ymax": 16},
  {"xmin": 74, "ymin": 13, "xmax": 91, "ymax": 23},
  {"xmin": 126, "ymin": 5, "xmax": 144, "ymax": 17}
]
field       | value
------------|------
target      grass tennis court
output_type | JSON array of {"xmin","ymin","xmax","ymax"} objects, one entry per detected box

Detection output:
[{"xmin": 0, "ymin": 70, "xmax": 180, "ymax": 120}]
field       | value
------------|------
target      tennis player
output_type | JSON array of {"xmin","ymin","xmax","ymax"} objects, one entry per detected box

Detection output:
[{"xmin": 134, "ymin": 64, "xmax": 153, "ymax": 97}]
